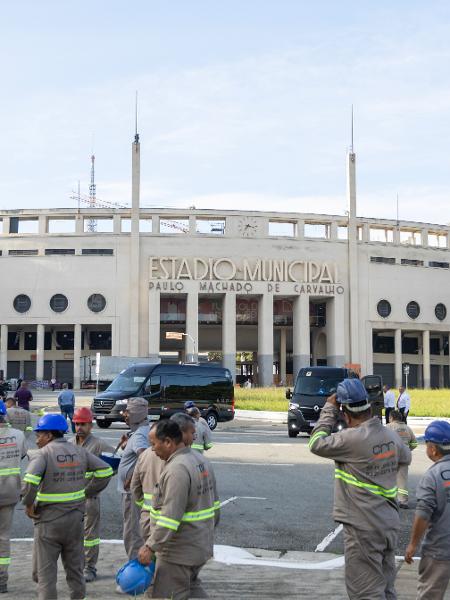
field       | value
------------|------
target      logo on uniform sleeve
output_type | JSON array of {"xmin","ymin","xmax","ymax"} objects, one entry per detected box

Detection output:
[
  {"xmin": 441, "ymin": 469, "xmax": 450, "ymax": 487},
  {"xmin": 372, "ymin": 441, "xmax": 395, "ymax": 460},
  {"xmin": 0, "ymin": 436, "xmax": 17, "ymax": 447},
  {"xmin": 197, "ymin": 463, "xmax": 209, "ymax": 478}
]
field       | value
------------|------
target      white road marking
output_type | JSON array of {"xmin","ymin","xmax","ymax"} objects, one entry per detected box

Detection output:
[
  {"xmin": 314, "ymin": 524, "xmax": 343, "ymax": 552},
  {"xmin": 220, "ymin": 496, "xmax": 267, "ymax": 508},
  {"xmin": 212, "ymin": 461, "xmax": 294, "ymax": 466}
]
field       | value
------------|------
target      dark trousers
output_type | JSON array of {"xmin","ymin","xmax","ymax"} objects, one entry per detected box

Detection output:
[
  {"xmin": 399, "ymin": 407, "xmax": 408, "ymax": 423},
  {"xmin": 384, "ymin": 407, "xmax": 393, "ymax": 425},
  {"xmin": 60, "ymin": 406, "xmax": 75, "ymax": 433}
]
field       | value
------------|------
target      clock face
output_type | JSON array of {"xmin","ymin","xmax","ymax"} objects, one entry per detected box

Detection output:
[{"xmin": 237, "ymin": 217, "xmax": 259, "ymax": 238}]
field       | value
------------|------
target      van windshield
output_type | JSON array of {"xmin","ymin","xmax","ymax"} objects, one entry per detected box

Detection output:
[
  {"xmin": 105, "ymin": 366, "xmax": 149, "ymax": 394},
  {"xmin": 294, "ymin": 376, "xmax": 339, "ymax": 397}
]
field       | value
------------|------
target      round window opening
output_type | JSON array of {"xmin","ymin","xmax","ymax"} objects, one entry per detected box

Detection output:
[
  {"xmin": 50, "ymin": 294, "xmax": 68, "ymax": 313},
  {"xmin": 13, "ymin": 294, "xmax": 31, "ymax": 313},
  {"xmin": 87, "ymin": 294, "xmax": 106, "ymax": 313},
  {"xmin": 406, "ymin": 301, "xmax": 420, "ymax": 320},
  {"xmin": 377, "ymin": 299, "xmax": 391, "ymax": 318},
  {"xmin": 435, "ymin": 303, "xmax": 447, "ymax": 321}
]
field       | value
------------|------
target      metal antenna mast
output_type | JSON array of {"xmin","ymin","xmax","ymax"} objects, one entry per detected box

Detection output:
[
  {"xmin": 87, "ymin": 153, "xmax": 97, "ymax": 232},
  {"xmin": 350, "ymin": 104, "xmax": 354, "ymax": 154},
  {"xmin": 134, "ymin": 90, "xmax": 139, "ymax": 143}
]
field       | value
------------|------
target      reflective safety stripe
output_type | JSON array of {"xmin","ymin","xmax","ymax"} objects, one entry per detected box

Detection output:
[
  {"xmin": 0, "ymin": 468, "xmax": 20, "ymax": 476},
  {"xmin": 398, "ymin": 488, "xmax": 409, "ymax": 496},
  {"xmin": 37, "ymin": 489, "xmax": 85, "ymax": 503},
  {"xmin": 214, "ymin": 500, "xmax": 220, "ymax": 511},
  {"xmin": 85, "ymin": 471, "xmax": 94, "ymax": 479},
  {"xmin": 205, "ymin": 443, "xmax": 213, "ymax": 450},
  {"xmin": 191, "ymin": 443, "xmax": 204, "ymax": 450},
  {"xmin": 151, "ymin": 503, "xmax": 218, "ymax": 526},
  {"xmin": 93, "ymin": 467, "xmax": 113, "ymax": 478},
  {"xmin": 335, "ymin": 469, "xmax": 397, "ymax": 499},
  {"xmin": 142, "ymin": 493, "xmax": 153, "ymax": 511},
  {"xmin": 23, "ymin": 473, "xmax": 42, "ymax": 485},
  {"xmin": 84, "ymin": 538, "xmax": 100, "ymax": 547},
  {"xmin": 156, "ymin": 515, "xmax": 180, "ymax": 531},
  {"xmin": 0, "ymin": 557, "xmax": 11, "ymax": 565},
  {"xmin": 409, "ymin": 442, "xmax": 418, "ymax": 449},
  {"xmin": 308, "ymin": 430, "xmax": 328, "ymax": 449},
  {"xmin": 149, "ymin": 506, "xmax": 161, "ymax": 518},
  {"xmin": 25, "ymin": 426, "xmax": 33, "ymax": 431},
  {"xmin": 135, "ymin": 499, "xmax": 144, "ymax": 508},
  {"xmin": 182, "ymin": 507, "xmax": 215, "ymax": 522}
]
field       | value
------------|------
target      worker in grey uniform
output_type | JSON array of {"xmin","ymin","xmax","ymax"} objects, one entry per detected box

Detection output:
[
  {"xmin": 117, "ymin": 397, "xmax": 149, "ymax": 560},
  {"xmin": 309, "ymin": 378, "xmax": 411, "ymax": 600},
  {"xmin": 387, "ymin": 409, "xmax": 417, "ymax": 508},
  {"xmin": 5, "ymin": 396, "xmax": 33, "ymax": 438},
  {"xmin": 69, "ymin": 406, "xmax": 114, "ymax": 583},
  {"xmin": 187, "ymin": 406, "xmax": 213, "ymax": 453},
  {"xmin": 138, "ymin": 419, "xmax": 220, "ymax": 600},
  {"xmin": 405, "ymin": 420, "xmax": 450, "ymax": 600},
  {"xmin": 0, "ymin": 399, "xmax": 27, "ymax": 594},
  {"xmin": 22, "ymin": 413, "xmax": 113, "ymax": 600}
]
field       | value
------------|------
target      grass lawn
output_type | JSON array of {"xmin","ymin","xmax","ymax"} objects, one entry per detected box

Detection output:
[{"xmin": 235, "ymin": 387, "xmax": 450, "ymax": 417}]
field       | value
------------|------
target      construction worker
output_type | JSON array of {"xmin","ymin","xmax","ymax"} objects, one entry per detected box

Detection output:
[
  {"xmin": 69, "ymin": 406, "xmax": 114, "ymax": 583},
  {"xmin": 5, "ymin": 396, "xmax": 33, "ymax": 438},
  {"xmin": 137, "ymin": 419, "xmax": 220, "ymax": 600},
  {"xmin": 0, "ymin": 399, "xmax": 27, "ymax": 594},
  {"xmin": 186, "ymin": 406, "xmax": 213, "ymax": 453},
  {"xmin": 405, "ymin": 420, "xmax": 450, "ymax": 599},
  {"xmin": 387, "ymin": 409, "xmax": 418, "ymax": 508},
  {"xmin": 117, "ymin": 397, "xmax": 150, "ymax": 560},
  {"xmin": 22, "ymin": 413, "xmax": 113, "ymax": 600},
  {"xmin": 309, "ymin": 378, "xmax": 411, "ymax": 600}
]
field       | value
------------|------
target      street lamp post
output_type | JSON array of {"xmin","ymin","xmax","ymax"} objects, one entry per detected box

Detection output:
[{"xmin": 165, "ymin": 331, "xmax": 197, "ymax": 363}]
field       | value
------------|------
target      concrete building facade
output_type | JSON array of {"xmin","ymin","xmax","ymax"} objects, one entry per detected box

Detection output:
[{"xmin": 1, "ymin": 137, "xmax": 450, "ymax": 389}]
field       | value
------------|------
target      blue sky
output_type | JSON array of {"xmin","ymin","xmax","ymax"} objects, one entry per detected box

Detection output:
[{"xmin": 2, "ymin": 1, "xmax": 450, "ymax": 223}]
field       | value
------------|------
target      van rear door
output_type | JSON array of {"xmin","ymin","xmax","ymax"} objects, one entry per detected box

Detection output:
[{"xmin": 142, "ymin": 375, "xmax": 163, "ymax": 417}]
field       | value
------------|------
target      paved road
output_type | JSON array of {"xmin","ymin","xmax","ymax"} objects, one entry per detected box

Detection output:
[{"xmin": 12, "ymin": 416, "xmax": 426, "ymax": 556}]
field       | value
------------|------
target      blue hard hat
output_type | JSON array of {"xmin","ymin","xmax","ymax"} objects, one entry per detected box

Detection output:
[
  {"xmin": 336, "ymin": 379, "xmax": 369, "ymax": 405},
  {"xmin": 34, "ymin": 413, "xmax": 68, "ymax": 432},
  {"xmin": 424, "ymin": 420, "xmax": 450, "ymax": 446},
  {"xmin": 0, "ymin": 400, "xmax": 6, "ymax": 416},
  {"xmin": 116, "ymin": 559, "xmax": 155, "ymax": 595},
  {"xmin": 184, "ymin": 401, "xmax": 196, "ymax": 410}
]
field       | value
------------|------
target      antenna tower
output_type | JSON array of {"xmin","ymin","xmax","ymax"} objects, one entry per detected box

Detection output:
[{"xmin": 87, "ymin": 154, "xmax": 97, "ymax": 232}]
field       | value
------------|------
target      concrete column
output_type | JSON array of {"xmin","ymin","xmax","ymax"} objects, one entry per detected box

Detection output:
[
  {"xmin": 395, "ymin": 329, "xmax": 402, "ymax": 388},
  {"xmin": 347, "ymin": 150, "xmax": 360, "ymax": 364},
  {"xmin": 365, "ymin": 323, "xmax": 373, "ymax": 377},
  {"xmin": 326, "ymin": 295, "xmax": 345, "ymax": 367},
  {"xmin": 280, "ymin": 327, "xmax": 287, "ymax": 385},
  {"xmin": 73, "ymin": 324, "xmax": 81, "ymax": 390},
  {"xmin": 2, "ymin": 217, "xmax": 10, "ymax": 235},
  {"xmin": 185, "ymin": 291, "xmax": 198, "ymax": 363},
  {"xmin": 36, "ymin": 324, "xmax": 45, "ymax": 381},
  {"xmin": 330, "ymin": 221, "xmax": 338, "ymax": 240},
  {"xmin": 38, "ymin": 215, "xmax": 47, "ymax": 235},
  {"xmin": 75, "ymin": 216, "xmax": 84, "ymax": 234},
  {"xmin": 293, "ymin": 295, "xmax": 310, "ymax": 377},
  {"xmin": 222, "ymin": 293, "xmax": 236, "ymax": 381},
  {"xmin": 113, "ymin": 214, "xmax": 121, "ymax": 234},
  {"xmin": 296, "ymin": 220, "xmax": 304, "ymax": 240},
  {"xmin": 148, "ymin": 290, "xmax": 161, "ymax": 361},
  {"xmin": 393, "ymin": 228, "xmax": 400, "ymax": 245},
  {"xmin": 258, "ymin": 294, "xmax": 273, "ymax": 386},
  {"xmin": 129, "ymin": 134, "xmax": 141, "ymax": 356},
  {"xmin": 421, "ymin": 229, "xmax": 428, "ymax": 248},
  {"xmin": 423, "ymin": 330, "xmax": 430, "ymax": 389},
  {"xmin": 0, "ymin": 325, "xmax": 7, "ymax": 378}
]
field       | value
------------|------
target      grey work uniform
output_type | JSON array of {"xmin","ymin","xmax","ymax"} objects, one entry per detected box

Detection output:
[
  {"xmin": 387, "ymin": 421, "xmax": 417, "ymax": 504},
  {"xmin": 69, "ymin": 433, "xmax": 113, "ymax": 574},
  {"xmin": 117, "ymin": 423, "xmax": 149, "ymax": 560},
  {"xmin": 22, "ymin": 438, "xmax": 113, "ymax": 600},
  {"xmin": 0, "ymin": 424, "xmax": 26, "ymax": 588},
  {"xmin": 6, "ymin": 406, "xmax": 33, "ymax": 438},
  {"xmin": 191, "ymin": 419, "xmax": 213, "ymax": 454},
  {"xmin": 148, "ymin": 447, "xmax": 220, "ymax": 600},
  {"xmin": 310, "ymin": 404, "xmax": 411, "ymax": 600},
  {"xmin": 415, "ymin": 454, "xmax": 450, "ymax": 600},
  {"xmin": 130, "ymin": 448, "xmax": 165, "ymax": 540}
]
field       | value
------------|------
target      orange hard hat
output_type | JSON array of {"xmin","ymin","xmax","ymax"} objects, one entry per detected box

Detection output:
[{"xmin": 73, "ymin": 407, "xmax": 93, "ymax": 423}]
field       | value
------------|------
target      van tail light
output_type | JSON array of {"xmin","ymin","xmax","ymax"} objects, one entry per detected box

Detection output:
[{"xmin": 231, "ymin": 391, "xmax": 235, "ymax": 411}]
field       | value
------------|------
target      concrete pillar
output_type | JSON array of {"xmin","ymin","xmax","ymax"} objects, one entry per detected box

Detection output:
[
  {"xmin": 280, "ymin": 327, "xmax": 287, "ymax": 385},
  {"xmin": 421, "ymin": 229, "xmax": 428, "ymax": 248},
  {"xmin": 75, "ymin": 216, "xmax": 84, "ymax": 234},
  {"xmin": 423, "ymin": 330, "xmax": 430, "ymax": 389},
  {"xmin": 347, "ymin": 150, "xmax": 360, "ymax": 364},
  {"xmin": 326, "ymin": 295, "xmax": 345, "ymax": 367},
  {"xmin": 38, "ymin": 215, "xmax": 47, "ymax": 235},
  {"xmin": 222, "ymin": 293, "xmax": 236, "ymax": 381},
  {"xmin": 258, "ymin": 294, "xmax": 273, "ymax": 386},
  {"xmin": 395, "ymin": 329, "xmax": 402, "ymax": 388},
  {"xmin": 330, "ymin": 221, "xmax": 338, "ymax": 240},
  {"xmin": 296, "ymin": 220, "xmax": 304, "ymax": 240},
  {"xmin": 129, "ymin": 134, "xmax": 141, "ymax": 356},
  {"xmin": 2, "ymin": 217, "xmax": 10, "ymax": 235},
  {"xmin": 36, "ymin": 324, "xmax": 45, "ymax": 381},
  {"xmin": 185, "ymin": 291, "xmax": 198, "ymax": 363},
  {"xmin": 148, "ymin": 290, "xmax": 161, "ymax": 362},
  {"xmin": 365, "ymin": 323, "xmax": 373, "ymax": 376},
  {"xmin": 293, "ymin": 295, "xmax": 310, "ymax": 378},
  {"xmin": 0, "ymin": 325, "xmax": 7, "ymax": 378},
  {"xmin": 73, "ymin": 324, "xmax": 81, "ymax": 390}
]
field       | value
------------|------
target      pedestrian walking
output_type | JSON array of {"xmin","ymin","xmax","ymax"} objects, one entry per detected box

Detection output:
[
  {"xmin": 0, "ymin": 400, "xmax": 27, "ymax": 594},
  {"xmin": 387, "ymin": 409, "xmax": 418, "ymax": 508},
  {"xmin": 405, "ymin": 420, "xmax": 450, "ymax": 600},
  {"xmin": 5, "ymin": 396, "xmax": 34, "ymax": 438},
  {"xmin": 309, "ymin": 378, "xmax": 411, "ymax": 600},
  {"xmin": 14, "ymin": 380, "xmax": 32, "ymax": 411},
  {"xmin": 186, "ymin": 406, "xmax": 213, "ymax": 453},
  {"xmin": 397, "ymin": 386, "xmax": 411, "ymax": 423},
  {"xmin": 137, "ymin": 419, "xmax": 220, "ymax": 600},
  {"xmin": 69, "ymin": 407, "xmax": 114, "ymax": 583},
  {"xmin": 50, "ymin": 378, "xmax": 56, "ymax": 392},
  {"xmin": 22, "ymin": 413, "xmax": 113, "ymax": 600},
  {"xmin": 117, "ymin": 397, "xmax": 149, "ymax": 561},
  {"xmin": 383, "ymin": 384, "xmax": 396, "ymax": 425},
  {"xmin": 57, "ymin": 383, "xmax": 76, "ymax": 433}
]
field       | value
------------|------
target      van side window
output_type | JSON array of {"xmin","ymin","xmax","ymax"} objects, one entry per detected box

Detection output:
[{"xmin": 144, "ymin": 376, "xmax": 161, "ymax": 396}]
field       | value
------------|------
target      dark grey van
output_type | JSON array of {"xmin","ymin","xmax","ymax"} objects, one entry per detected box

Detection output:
[{"xmin": 91, "ymin": 363, "xmax": 234, "ymax": 430}]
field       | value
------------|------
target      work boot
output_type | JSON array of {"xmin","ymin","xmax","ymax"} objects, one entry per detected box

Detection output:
[
  {"xmin": 0, "ymin": 583, "xmax": 7, "ymax": 594},
  {"xmin": 84, "ymin": 568, "xmax": 97, "ymax": 582}
]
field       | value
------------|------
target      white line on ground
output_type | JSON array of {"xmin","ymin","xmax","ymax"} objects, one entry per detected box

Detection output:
[
  {"xmin": 315, "ymin": 524, "xmax": 343, "ymax": 552},
  {"xmin": 220, "ymin": 496, "xmax": 267, "ymax": 508},
  {"xmin": 211, "ymin": 461, "xmax": 294, "ymax": 466}
]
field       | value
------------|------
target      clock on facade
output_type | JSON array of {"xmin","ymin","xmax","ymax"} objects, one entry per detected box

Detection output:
[{"xmin": 237, "ymin": 217, "xmax": 259, "ymax": 237}]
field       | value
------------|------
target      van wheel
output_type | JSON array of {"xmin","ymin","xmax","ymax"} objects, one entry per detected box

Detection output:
[
  {"xmin": 205, "ymin": 411, "xmax": 218, "ymax": 430},
  {"xmin": 288, "ymin": 429, "xmax": 298, "ymax": 438},
  {"xmin": 96, "ymin": 420, "xmax": 111, "ymax": 429}
]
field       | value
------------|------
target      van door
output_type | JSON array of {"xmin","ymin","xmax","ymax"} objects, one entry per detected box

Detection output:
[{"xmin": 142, "ymin": 375, "xmax": 163, "ymax": 418}]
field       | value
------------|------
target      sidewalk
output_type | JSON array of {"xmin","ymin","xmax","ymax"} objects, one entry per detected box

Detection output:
[{"xmin": 6, "ymin": 541, "xmax": 449, "ymax": 599}]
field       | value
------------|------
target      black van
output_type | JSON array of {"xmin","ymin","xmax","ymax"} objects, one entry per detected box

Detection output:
[
  {"xmin": 286, "ymin": 366, "xmax": 358, "ymax": 437},
  {"xmin": 91, "ymin": 363, "xmax": 234, "ymax": 430}
]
